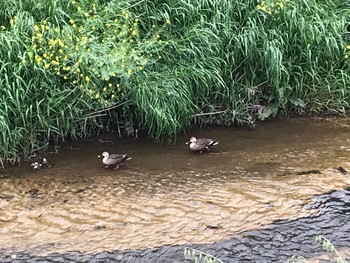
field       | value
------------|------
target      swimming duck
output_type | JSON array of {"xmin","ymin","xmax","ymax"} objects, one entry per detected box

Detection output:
[
  {"xmin": 98, "ymin": 151, "xmax": 132, "ymax": 169},
  {"xmin": 185, "ymin": 137, "xmax": 219, "ymax": 153}
]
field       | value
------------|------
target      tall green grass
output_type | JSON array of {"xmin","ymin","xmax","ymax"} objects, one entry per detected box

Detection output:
[
  {"xmin": 0, "ymin": 0, "xmax": 349, "ymax": 167},
  {"xmin": 130, "ymin": 0, "xmax": 350, "ymax": 127},
  {"xmin": 0, "ymin": 10, "xmax": 96, "ymax": 167}
]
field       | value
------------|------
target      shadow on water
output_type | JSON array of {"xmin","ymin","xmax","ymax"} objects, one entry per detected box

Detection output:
[
  {"xmin": 1, "ymin": 117, "xmax": 350, "ymax": 262},
  {"xmin": 1, "ymin": 188, "xmax": 350, "ymax": 262}
]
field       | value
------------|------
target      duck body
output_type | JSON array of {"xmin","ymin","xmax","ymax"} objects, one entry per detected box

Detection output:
[
  {"xmin": 99, "ymin": 151, "xmax": 132, "ymax": 169},
  {"xmin": 186, "ymin": 137, "xmax": 219, "ymax": 153}
]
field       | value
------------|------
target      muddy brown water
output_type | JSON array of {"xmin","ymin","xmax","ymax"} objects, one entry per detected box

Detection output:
[{"xmin": 1, "ymin": 117, "xmax": 350, "ymax": 262}]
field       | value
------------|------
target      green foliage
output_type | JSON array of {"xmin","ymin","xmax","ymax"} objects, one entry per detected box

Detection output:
[
  {"xmin": 0, "ymin": 11, "xmax": 94, "ymax": 166},
  {"xmin": 183, "ymin": 236, "xmax": 348, "ymax": 263},
  {"xmin": 1, "ymin": 0, "xmax": 350, "ymax": 166},
  {"xmin": 0, "ymin": 0, "xmax": 162, "ymax": 166},
  {"xmin": 184, "ymin": 247, "xmax": 224, "ymax": 263},
  {"xmin": 287, "ymin": 235, "xmax": 348, "ymax": 263},
  {"xmin": 314, "ymin": 235, "xmax": 348, "ymax": 263}
]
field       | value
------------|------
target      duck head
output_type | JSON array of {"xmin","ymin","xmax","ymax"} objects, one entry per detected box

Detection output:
[
  {"xmin": 185, "ymin": 137, "xmax": 197, "ymax": 145},
  {"xmin": 98, "ymin": 151, "xmax": 109, "ymax": 158}
]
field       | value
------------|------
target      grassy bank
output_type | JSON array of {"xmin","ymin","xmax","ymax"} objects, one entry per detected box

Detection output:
[{"xmin": 0, "ymin": 0, "xmax": 349, "ymax": 167}]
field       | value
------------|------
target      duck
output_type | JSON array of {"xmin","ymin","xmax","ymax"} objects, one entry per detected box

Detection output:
[
  {"xmin": 98, "ymin": 151, "xmax": 132, "ymax": 169},
  {"xmin": 185, "ymin": 137, "xmax": 219, "ymax": 153}
]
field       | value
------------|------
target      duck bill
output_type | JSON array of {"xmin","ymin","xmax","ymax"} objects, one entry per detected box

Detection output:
[
  {"xmin": 98, "ymin": 155, "xmax": 101, "ymax": 158},
  {"xmin": 185, "ymin": 141, "xmax": 190, "ymax": 145}
]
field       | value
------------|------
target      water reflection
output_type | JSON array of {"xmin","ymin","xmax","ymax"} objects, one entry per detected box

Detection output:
[{"xmin": 0, "ymin": 117, "xmax": 350, "ymax": 256}]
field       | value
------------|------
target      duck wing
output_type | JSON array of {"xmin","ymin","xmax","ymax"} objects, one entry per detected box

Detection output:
[
  {"xmin": 197, "ymin": 138, "xmax": 219, "ymax": 147},
  {"xmin": 109, "ymin": 154, "xmax": 131, "ymax": 165}
]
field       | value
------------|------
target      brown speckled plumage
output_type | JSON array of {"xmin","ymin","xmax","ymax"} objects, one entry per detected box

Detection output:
[
  {"xmin": 98, "ymin": 151, "xmax": 132, "ymax": 169},
  {"xmin": 186, "ymin": 137, "xmax": 219, "ymax": 153}
]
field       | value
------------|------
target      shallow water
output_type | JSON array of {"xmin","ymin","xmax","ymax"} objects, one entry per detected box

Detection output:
[{"xmin": 1, "ymin": 117, "xmax": 350, "ymax": 261}]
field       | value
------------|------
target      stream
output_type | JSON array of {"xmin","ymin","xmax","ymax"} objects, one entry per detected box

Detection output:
[{"xmin": 0, "ymin": 117, "xmax": 350, "ymax": 262}]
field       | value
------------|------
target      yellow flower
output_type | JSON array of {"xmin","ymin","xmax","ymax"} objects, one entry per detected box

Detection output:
[
  {"xmin": 108, "ymin": 83, "xmax": 112, "ymax": 87},
  {"xmin": 166, "ymin": 19, "xmax": 171, "ymax": 25},
  {"xmin": 103, "ymin": 87, "xmax": 107, "ymax": 92},
  {"xmin": 347, "ymin": 45, "xmax": 350, "ymax": 49},
  {"xmin": 85, "ymin": 76, "xmax": 90, "ymax": 82},
  {"xmin": 127, "ymin": 69, "xmax": 132, "ymax": 75},
  {"xmin": 35, "ymin": 55, "xmax": 42, "ymax": 63},
  {"xmin": 95, "ymin": 93, "xmax": 100, "ymax": 99},
  {"xmin": 44, "ymin": 63, "xmax": 50, "ymax": 69},
  {"xmin": 34, "ymin": 25, "xmax": 39, "ymax": 31},
  {"xmin": 111, "ymin": 94, "xmax": 115, "ymax": 99},
  {"xmin": 345, "ymin": 54, "xmax": 349, "ymax": 59}
]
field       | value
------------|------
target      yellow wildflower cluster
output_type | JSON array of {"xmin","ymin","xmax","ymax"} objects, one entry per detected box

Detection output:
[
  {"xmin": 257, "ymin": 0, "xmax": 287, "ymax": 15},
  {"xmin": 30, "ymin": 0, "xmax": 165, "ymax": 106},
  {"xmin": 345, "ymin": 44, "xmax": 350, "ymax": 59},
  {"xmin": 9, "ymin": 16, "xmax": 17, "ymax": 27}
]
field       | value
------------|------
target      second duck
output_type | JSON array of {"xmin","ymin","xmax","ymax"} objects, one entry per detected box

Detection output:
[
  {"xmin": 98, "ymin": 151, "xmax": 132, "ymax": 169},
  {"xmin": 186, "ymin": 137, "xmax": 219, "ymax": 153}
]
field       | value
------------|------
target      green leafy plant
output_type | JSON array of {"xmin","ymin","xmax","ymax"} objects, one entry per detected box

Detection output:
[
  {"xmin": 287, "ymin": 235, "xmax": 348, "ymax": 263},
  {"xmin": 184, "ymin": 247, "xmax": 224, "ymax": 263},
  {"xmin": 315, "ymin": 235, "xmax": 348, "ymax": 263},
  {"xmin": 1, "ymin": 0, "xmax": 350, "ymax": 166}
]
